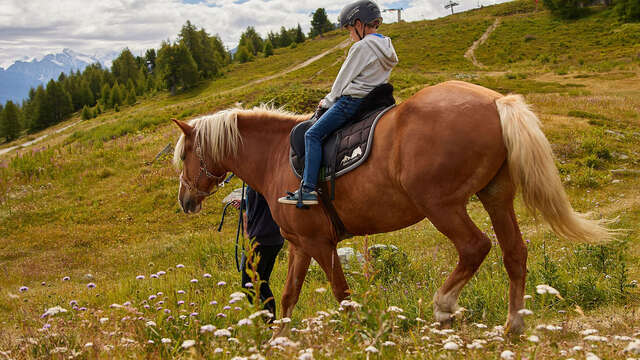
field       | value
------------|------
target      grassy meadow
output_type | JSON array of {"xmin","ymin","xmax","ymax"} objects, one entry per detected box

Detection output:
[{"xmin": 1, "ymin": 1, "xmax": 640, "ymax": 358}]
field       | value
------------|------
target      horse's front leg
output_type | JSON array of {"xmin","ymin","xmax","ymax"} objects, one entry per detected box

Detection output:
[{"xmin": 272, "ymin": 244, "xmax": 311, "ymax": 339}]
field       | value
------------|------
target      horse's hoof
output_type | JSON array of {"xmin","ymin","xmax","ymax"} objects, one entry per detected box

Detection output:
[{"xmin": 504, "ymin": 317, "xmax": 525, "ymax": 336}]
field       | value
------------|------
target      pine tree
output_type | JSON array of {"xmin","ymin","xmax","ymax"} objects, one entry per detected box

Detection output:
[
  {"xmin": 101, "ymin": 83, "xmax": 111, "ymax": 108},
  {"xmin": 294, "ymin": 24, "xmax": 306, "ymax": 43},
  {"xmin": 239, "ymin": 27, "xmax": 264, "ymax": 56},
  {"xmin": 310, "ymin": 8, "xmax": 335, "ymax": 38},
  {"xmin": 1, "ymin": 101, "xmax": 22, "ymax": 141},
  {"xmin": 179, "ymin": 21, "xmax": 206, "ymax": 77},
  {"xmin": 264, "ymin": 39, "xmax": 274, "ymax": 57},
  {"xmin": 81, "ymin": 105, "xmax": 92, "ymax": 120},
  {"xmin": 112, "ymin": 48, "xmax": 140, "ymax": 86},
  {"xmin": 126, "ymin": 87, "xmax": 137, "ymax": 105},
  {"xmin": 235, "ymin": 46, "xmax": 252, "ymax": 63},
  {"xmin": 155, "ymin": 41, "xmax": 199, "ymax": 95},
  {"xmin": 279, "ymin": 26, "xmax": 292, "ymax": 47},
  {"xmin": 110, "ymin": 82, "xmax": 123, "ymax": 107},
  {"xmin": 615, "ymin": 0, "xmax": 640, "ymax": 22}
]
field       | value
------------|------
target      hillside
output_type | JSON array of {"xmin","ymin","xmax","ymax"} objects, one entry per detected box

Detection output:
[{"xmin": 1, "ymin": 1, "xmax": 640, "ymax": 358}]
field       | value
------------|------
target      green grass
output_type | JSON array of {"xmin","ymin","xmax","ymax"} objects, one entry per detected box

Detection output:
[{"xmin": 1, "ymin": 0, "xmax": 640, "ymax": 358}]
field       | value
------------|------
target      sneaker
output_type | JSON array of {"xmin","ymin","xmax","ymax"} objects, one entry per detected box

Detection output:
[{"xmin": 278, "ymin": 189, "xmax": 319, "ymax": 205}]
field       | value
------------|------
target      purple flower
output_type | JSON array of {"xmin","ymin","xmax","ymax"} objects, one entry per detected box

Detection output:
[
  {"xmin": 157, "ymin": 271, "xmax": 166, "ymax": 276},
  {"xmin": 143, "ymin": 304, "xmax": 150, "ymax": 309},
  {"xmin": 223, "ymin": 306, "xmax": 231, "ymax": 310},
  {"xmin": 166, "ymin": 316, "xmax": 174, "ymax": 321},
  {"xmin": 190, "ymin": 302, "xmax": 196, "ymax": 307},
  {"xmin": 216, "ymin": 313, "xmax": 226, "ymax": 318},
  {"xmin": 177, "ymin": 290, "xmax": 185, "ymax": 295},
  {"xmin": 148, "ymin": 295, "xmax": 157, "ymax": 301},
  {"xmin": 164, "ymin": 309, "xmax": 171, "ymax": 314},
  {"xmin": 176, "ymin": 264, "xmax": 185, "ymax": 269},
  {"xmin": 79, "ymin": 307, "xmax": 87, "ymax": 311},
  {"xmin": 19, "ymin": 286, "xmax": 28, "ymax": 292},
  {"xmin": 42, "ymin": 323, "xmax": 51, "ymax": 329},
  {"xmin": 70, "ymin": 300, "xmax": 78, "ymax": 306},
  {"xmin": 41, "ymin": 282, "xmax": 46, "ymax": 286},
  {"xmin": 203, "ymin": 273, "xmax": 212, "ymax": 278},
  {"xmin": 150, "ymin": 274, "xmax": 158, "ymax": 279},
  {"xmin": 87, "ymin": 283, "xmax": 96, "ymax": 289},
  {"xmin": 190, "ymin": 279, "xmax": 198, "ymax": 284},
  {"xmin": 217, "ymin": 281, "xmax": 226, "ymax": 287},
  {"xmin": 177, "ymin": 300, "xmax": 185, "ymax": 306},
  {"xmin": 190, "ymin": 312, "xmax": 199, "ymax": 317},
  {"xmin": 209, "ymin": 300, "xmax": 218, "ymax": 305},
  {"xmin": 156, "ymin": 307, "xmax": 163, "ymax": 311},
  {"xmin": 62, "ymin": 276, "xmax": 70, "ymax": 281},
  {"xmin": 244, "ymin": 282, "xmax": 253, "ymax": 288},
  {"xmin": 157, "ymin": 292, "xmax": 164, "ymax": 297},
  {"xmin": 123, "ymin": 301, "xmax": 132, "ymax": 306},
  {"xmin": 136, "ymin": 275, "xmax": 145, "ymax": 280}
]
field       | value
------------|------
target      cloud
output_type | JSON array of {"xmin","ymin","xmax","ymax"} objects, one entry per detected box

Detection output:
[{"xmin": 0, "ymin": 0, "xmax": 512, "ymax": 69}]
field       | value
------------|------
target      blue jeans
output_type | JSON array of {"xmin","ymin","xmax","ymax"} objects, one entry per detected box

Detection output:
[{"xmin": 303, "ymin": 95, "xmax": 363, "ymax": 191}]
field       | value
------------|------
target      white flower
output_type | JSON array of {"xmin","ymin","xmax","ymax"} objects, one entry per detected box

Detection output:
[
  {"xmin": 270, "ymin": 337, "xmax": 299, "ymax": 348},
  {"xmin": 217, "ymin": 281, "xmax": 226, "ymax": 286},
  {"xmin": 161, "ymin": 338, "xmax": 171, "ymax": 344},
  {"xmin": 585, "ymin": 352, "xmax": 600, "ymax": 360},
  {"xmin": 443, "ymin": 342, "xmax": 459, "ymax": 351},
  {"xmin": 501, "ymin": 350, "xmax": 515, "ymax": 360},
  {"xmin": 203, "ymin": 273, "xmax": 212, "ymax": 278},
  {"xmin": 200, "ymin": 324, "xmax": 216, "ymax": 333},
  {"xmin": 84, "ymin": 342, "xmax": 93, "ymax": 348},
  {"xmin": 625, "ymin": 340, "xmax": 640, "ymax": 354},
  {"xmin": 214, "ymin": 347, "xmax": 223, "ymax": 354},
  {"xmin": 181, "ymin": 340, "xmax": 196, "ymax": 349},
  {"xmin": 386, "ymin": 306, "xmax": 404, "ymax": 313},
  {"xmin": 249, "ymin": 310, "xmax": 274, "ymax": 320},
  {"xmin": 230, "ymin": 292, "xmax": 246, "ymax": 300},
  {"xmin": 214, "ymin": 329, "xmax": 231, "ymax": 337},
  {"xmin": 382, "ymin": 341, "xmax": 396, "ymax": 347},
  {"xmin": 298, "ymin": 348, "xmax": 314, "ymax": 360},
  {"xmin": 536, "ymin": 284, "xmax": 560, "ymax": 296},
  {"xmin": 467, "ymin": 341, "xmax": 483, "ymax": 349},
  {"xmin": 339, "ymin": 300, "xmax": 362, "ymax": 310},
  {"xmin": 238, "ymin": 318, "xmax": 253, "ymax": 326},
  {"xmin": 518, "ymin": 308, "xmax": 534, "ymax": 316},
  {"xmin": 524, "ymin": 294, "xmax": 532, "ymax": 300},
  {"xmin": 145, "ymin": 321, "xmax": 156, "ymax": 327},
  {"xmin": 571, "ymin": 346, "xmax": 583, "ymax": 352},
  {"xmin": 474, "ymin": 323, "xmax": 488, "ymax": 329},
  {"xmin": 527, "ymin": 335, "xmax": 540, "ymax": 343},
  {"xmin": 580, "ymin": 329, "xmax": 598, "ymax": 336},
  {"xmin": 315, "ymin": 287, "xmax": 327, "ymax": 293},
  {"xmin": 584, "ymin": 335, "xmax": 608, "ymax": 342},
  {"xmin": 99, "ymin": 317, "xmax": 109, "ymax": 324},
  {"xmin": 41, "ymin": 306, "xmax": 68, "ymax": 318},
  {"xmin": 176, "ymin": 264, "xmax": 185, "ymax": 268},
  {"xmin": 364, "ymin": 346, "xmax": 379, "ymax": 353},
  {"xmin": 273, "ymin": 317, "xmax": 291, "ymax": 324}
]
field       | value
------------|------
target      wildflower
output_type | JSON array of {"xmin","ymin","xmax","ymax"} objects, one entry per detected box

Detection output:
[
  {"xmin": 527, "ymin": 335, "xmax": 540, "ymax": 343},
  {"xmin": 69, "ymin": 300, "xmax": 78, "ymax": 306},
  {"xmin": 79, "ymin": 307, "xmax": 87, "ymax": 311},
  {"xmin": 339, "ymin": 300, "xmax": 362, "ymax": 310},
  {"xmin": 19, "ymin": 286, "xmax": 28, "ymax": 292},
  {"xmin": 580, "ymin": 329, "xmax": 598, "ymax": 336},
  {"xmin": 501, "ymin": 350, "xmax": 515, "ymax": 360},
  {"xmin": 535, "ymin": 284, "xmax": 560, "ymax": 296},
  {"xmin": 190, "ymin": 279, "xmax": 198, "ymax": 284},
  {"xmin": 146, "ymin": 321, "xmax": 156, "ymax": 327},
  {"xmin": 214, "ymin": 329, "xmax": 231, "ymax": 337},
  {"xmin": 148, "ymin": 295, "xmax": 156, "ymax": 301},
  {"xmin": 624, "ymin": 340, "xmax": 640, "ymax": 354},
  {"xmin": 157, "ymin": 270, "xmax": 166, "ymax": 276},
  {"xmin": 150, "ymin": 274, "xmax": 158, "ymax": 279},
  {"xmin": 249, "ymin": 310, "xmax": 274, "ymax": 320},
  {"xmin": 181, "ymin": 340, "xmax": 196, "ymax": 349},
  {"xmin": 179, "ymin": 315, "xmax": 187, "ymax": 320},
  {"xmin": 176, "ymin": 264, "xmax": 185, "ymax": 268},
  {"xmin": 584, "ymin": 335, "xmax": 608, "ymax": 342},
  {"xmin": 87, "ymin": 283, "xmax": 96, "ymax": 289},
  {"xmin": 518, "ymin": 308, "xmax": 533, "ymax": 316},
  {"xmin": 238, "ymin": 318, "xmax": 253, "ymax": 326},
  {"xmin": 99, "ymin": 317, "xmax": 109, "ymax": 324},
  {"xmin": 41, "ymin": 306, "xmax": 68, "ymax": 318},
  {"xmin": 157, "ymin": 292, "xmax": 164, "ymax": 297},
  {"xmin": 210, "ymin": 300, "xmax": 218, "ymax": 305},
  {"xmin": 230, "ymin": 292, "xmax": 246, "ymax": 299},
  {"xmin": 136, "ymin": 275, "xmax": 145, "ymax": 280},
  {"xmin": 190, "ymin": 312, "xmax": 199, "ymax": 317},
  {"xmin": 161, "ymin": 338, "xmax": 171, "ymax": 344},
  {"xmin": 474, "ymin": 323, "xmax": 487, "ymax": 329},
  {"xmin": 572, "ymin": 346, "xmax": 583, "ymax": 352},
  {"xmin": 214, "ymin": 348, "xmax": 223, "ymax": 354},
  {"xmin": 421, "ymin": 336, "xmax": 431, "ymax": 342},
  {"xmin": 203, "ymin": 273, "xmax": 212, "ymax": 278},
  {"xmin": 234, "ymin": 306, "xmax": 242, "ymax": 311},
  {"xmin": 387, "ymin": 306, "xmax": 404, "ymax": 313},
  {"xmin": 110, "ymin": 303, "xmax": 123, "ymax": 309},
  {"xmin": 524, "ymin": 294, "xmax": 532, "ymax": 300},
  {"xmin": 201, "ymin": 324, "xmax": 216, "ymax": 333},
  {"xmin": 364, "ymin": 345, "xmax": 379, "ymax": 353},
  {"xmin": 62, "ymin": 276, "xmax": 70, "ymax": 281},
  {"xmin": 224, "ymin": 306, "xmax": 231, "ymax": 310},
  {"xmin": 315, "ymin": 287, "xmax": 327, "ymax": 293},
  {"xmin": 123, "ymin": 301, "xmax": 131, "ymax": 306},
  {"xmin": 147, "ymin": 340, "xmax": 154, "ymax": 344},
  {"xmin": 585, "ymin": 352, "xmax": 600, "ymax": 360},
  {"xmin": 382, "ymin": 341, "xmax": 396, "ymax": 347},
  {"xmin": 228, "ymin": 338, "xmax": 240, "ymax": 344},
  {"xmin": 177, "ymin": 300, "xmax": 184, "ymax": 306},
  {"xmin": 85, "ymin": 342, "xmax": 93, "ymax": 348},
  {"xmin": 143, "ymin": 304, "xmax": 150, "ymax": 309},
  {"xmin": 443, "ymin": 342, "xmax": 459, "ymax": 351},
  {"xmin": 177, "ymin": 290, "xmax": 185, "ymax": 294},
  {"xmin": 217, "ymin": 313, "xmax": 226, "ymax": 318},
  {"xmin": 245, "ymin": 282, "xmax": 253, "ymax": 288},
  {"xmin": 217, "ymin": 281, "xmax": 227, "ymax": 286},
  {"xmin": 467, "ymin": 341, "xmax": 483, "ymax": 349},
  {"xmin": 298, "ymin": 348, "xmax": 314, "ymax": 360},
  {"xmin": 397, "ymin": 315, "xmax": 407, "ymax": 320}
]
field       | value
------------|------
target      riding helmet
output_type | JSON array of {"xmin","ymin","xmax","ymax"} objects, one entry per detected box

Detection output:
[{"xmin": 338, "ymin": 0, "xmax": 382, "ymax": 28}]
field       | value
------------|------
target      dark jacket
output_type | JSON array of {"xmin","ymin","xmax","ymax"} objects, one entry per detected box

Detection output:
[{"xmin": 245, "ymin": 186, "xmax": 284, "ymax": 246}]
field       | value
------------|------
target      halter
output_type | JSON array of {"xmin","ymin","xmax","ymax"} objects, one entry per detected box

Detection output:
[{"xmin": 179, "ymin": 138, "xmax": 226, "ymax": 198}]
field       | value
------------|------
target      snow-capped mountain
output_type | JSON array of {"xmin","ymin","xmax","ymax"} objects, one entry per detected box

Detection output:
[{"xmin": 0, "ymin": 48, "xmax": 118, "ymax": 104}]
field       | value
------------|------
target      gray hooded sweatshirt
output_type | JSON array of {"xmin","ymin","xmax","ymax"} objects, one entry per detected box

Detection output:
[{"xmin": 322, "ymin": 33, "xmax": 398, "ymax": 108}]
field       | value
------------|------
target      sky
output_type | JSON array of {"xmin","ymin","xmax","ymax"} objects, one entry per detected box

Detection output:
[{"xmin": 0, "ymin": 0, "xmax": 512, "ymax": 69}]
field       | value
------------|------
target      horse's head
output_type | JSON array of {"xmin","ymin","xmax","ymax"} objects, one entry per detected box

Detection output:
[{"xmin": 172, "ymin": 118, "xmax": 228, "ymax": 214}]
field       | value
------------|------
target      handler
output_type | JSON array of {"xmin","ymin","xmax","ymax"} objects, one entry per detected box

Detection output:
[{"xmin": 233, "ymin": 186, "xmax": 284, "ymax": 320}]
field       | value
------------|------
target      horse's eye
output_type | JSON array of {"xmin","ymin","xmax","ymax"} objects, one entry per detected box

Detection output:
[{"xmin": 181, "ymin": 152, "xmax": 186, "ymax": 161}]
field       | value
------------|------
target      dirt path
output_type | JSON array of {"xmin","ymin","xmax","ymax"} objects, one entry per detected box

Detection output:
[{"xmin": 465, "ymin": 18, "xmax": 500, "ymax": 68}]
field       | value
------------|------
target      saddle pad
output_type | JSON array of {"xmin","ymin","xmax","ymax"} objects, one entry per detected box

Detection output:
[{"xmin": 289, "ymin": 104, "xmax": 394, "ymax": 182}]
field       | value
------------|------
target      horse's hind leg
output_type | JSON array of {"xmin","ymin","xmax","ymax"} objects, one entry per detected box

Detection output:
[
  {"xmin": 477, "ymin": 163, "xmax": 527, "ymax": 335},
  {"xmin": 423, "ymin": 203, "xmax": 492, "ymax": 326}
]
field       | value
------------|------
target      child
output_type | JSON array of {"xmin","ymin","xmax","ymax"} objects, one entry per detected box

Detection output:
[{"xmin": 279, "ymin": 0, "xmax": 398, "ymax": 206}]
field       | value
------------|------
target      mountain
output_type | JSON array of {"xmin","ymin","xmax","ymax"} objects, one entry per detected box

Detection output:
[{"xmin": 0, "ymin": 48, "xmax": 117, "ymax": 104}]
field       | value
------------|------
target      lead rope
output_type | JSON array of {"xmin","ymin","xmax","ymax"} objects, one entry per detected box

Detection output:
[{"xmin": 234, "ymin": 181, "xmax": 246, "ymax": 272}]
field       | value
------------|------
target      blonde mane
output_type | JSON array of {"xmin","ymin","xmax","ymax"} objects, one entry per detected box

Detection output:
[{"xmin": 173, "ymin": 105, "xmax": 308, "ymax": 168}]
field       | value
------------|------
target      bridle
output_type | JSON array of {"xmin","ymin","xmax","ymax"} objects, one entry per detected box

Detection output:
[{"xmin": 179, "ymin": 138, "xmax": 226, "ymax": 198}]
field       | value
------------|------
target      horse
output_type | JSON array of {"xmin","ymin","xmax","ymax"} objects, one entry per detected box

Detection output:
[{"xmin": 171, "ymin": 80, "xmax": 614, "ymax": 335}]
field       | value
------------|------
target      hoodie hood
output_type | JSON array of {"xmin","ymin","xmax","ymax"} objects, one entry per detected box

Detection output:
[{"xmin": 362, "ymin": 34, "xmax": 398, "ymax": 70}]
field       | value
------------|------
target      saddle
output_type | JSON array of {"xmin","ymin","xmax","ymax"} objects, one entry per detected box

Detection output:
[{"xmin": 288, "ymin": 83, "xmax": 395, "ymax": 185}]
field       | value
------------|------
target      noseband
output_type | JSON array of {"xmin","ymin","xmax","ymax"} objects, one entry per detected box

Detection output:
[{"xmin": 180, "ymin": 138, "xmax": 226, "ymax": 198}]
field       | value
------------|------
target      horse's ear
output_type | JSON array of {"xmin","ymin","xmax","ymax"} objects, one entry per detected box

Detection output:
[{"xmin": 172, "ymin": 118, "xmax": 193, "ymax": 136}]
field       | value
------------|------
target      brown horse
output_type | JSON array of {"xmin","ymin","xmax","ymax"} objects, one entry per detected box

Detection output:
[{"xmin": 172, "ymin": 80, "xmax": 614, "ymax": 335}]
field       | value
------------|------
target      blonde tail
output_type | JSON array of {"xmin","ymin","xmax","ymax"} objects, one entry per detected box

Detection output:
[{"xmin": 495, "ymin": 95, "xmax": 615, "ymax": 242}]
